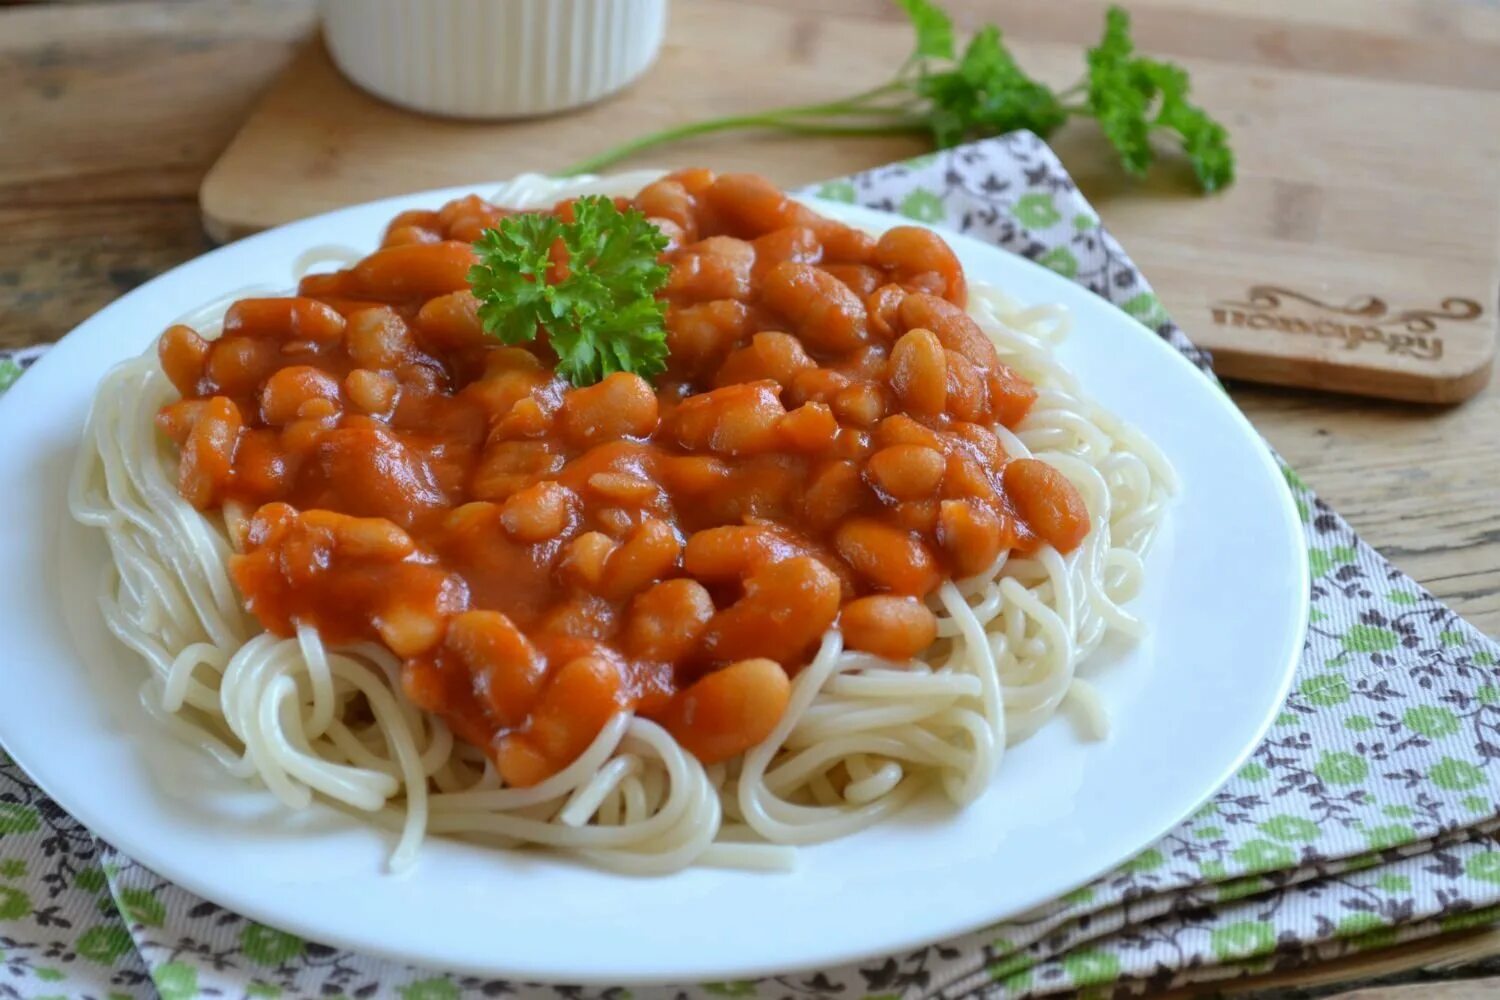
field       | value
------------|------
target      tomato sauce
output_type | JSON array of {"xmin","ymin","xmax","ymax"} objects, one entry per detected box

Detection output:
[{"xmin": 155, "ymin": 170, "xmax": 1089, "ymax": 787}]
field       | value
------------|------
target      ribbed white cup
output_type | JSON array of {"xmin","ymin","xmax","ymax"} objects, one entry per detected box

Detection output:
[{"xmin": 321, "ymin": 0, "xmax": 669, "ymax": 119}]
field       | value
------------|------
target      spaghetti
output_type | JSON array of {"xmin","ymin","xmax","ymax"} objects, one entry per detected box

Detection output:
[{"xmin": 68, "ymin": 172, "xmax": 1175, "ymax": 874}]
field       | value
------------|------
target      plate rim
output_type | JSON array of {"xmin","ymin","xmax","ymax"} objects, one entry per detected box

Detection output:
[{"xmin": 0, "ymin": 179, "xmax": 1309, "ymax": 985}]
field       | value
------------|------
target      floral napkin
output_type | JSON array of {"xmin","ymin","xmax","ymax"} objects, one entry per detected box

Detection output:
[{"xmin": 3, "ymin": 133, "xmax": 1500, "ymax": 1000}]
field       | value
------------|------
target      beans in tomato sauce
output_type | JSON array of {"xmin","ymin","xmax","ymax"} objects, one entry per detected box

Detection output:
[{"xmin": 155, "ymin": 170, "xmax": 1089, "ymax": 787}]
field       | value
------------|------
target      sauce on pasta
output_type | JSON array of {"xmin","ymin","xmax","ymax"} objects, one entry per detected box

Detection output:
[{"xmin": 152, "ymin": 170, "xmax": 1089, "ymax": 790}]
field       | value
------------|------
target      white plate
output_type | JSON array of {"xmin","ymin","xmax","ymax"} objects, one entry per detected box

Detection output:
[{"xmin": 0, "ymin": 184, "xmax": 1307, "ymax": 985}]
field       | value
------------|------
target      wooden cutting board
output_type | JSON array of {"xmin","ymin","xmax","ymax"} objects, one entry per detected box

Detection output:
[{"xmin": 199, "ymin": 0, "xmax": 1500, "ymax": 403}]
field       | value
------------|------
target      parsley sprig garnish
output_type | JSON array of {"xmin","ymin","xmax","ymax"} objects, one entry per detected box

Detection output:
[
  {"xmin": 563, "ymin": 2, "xmax": 1233, "ymax": 193},
  {"xmin": 468, "ymin": 195, "xmax": 671, "ymax": 386}
]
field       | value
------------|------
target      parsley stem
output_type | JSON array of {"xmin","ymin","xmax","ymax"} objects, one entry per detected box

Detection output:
[
  {"xmin": 773, "ymin": 79, "xmax": 912, "ymax": 116},
  {"xmin": 561, "ymin": 106, "xmax": 927, "ymax": 176},
  {"xmin": 764, "ymin": 119, "xmax": 930, "ymax": 136}
]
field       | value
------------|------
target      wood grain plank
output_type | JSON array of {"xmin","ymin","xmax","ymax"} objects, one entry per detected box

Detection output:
[
  {"xmin": 783, "ymin": 0, "xmax": 1500, "ymax": 88},
  {"xmin": 1332, "ymin": 981, "xmax": 1500, "ymax": 1000},
  {"xmin": 0, "ymin": 0, "xmax": 312, "ymax": 348},
  {"xmin": 1158, "ymin": 926, "xmax": 1500, "ymax": 996}
]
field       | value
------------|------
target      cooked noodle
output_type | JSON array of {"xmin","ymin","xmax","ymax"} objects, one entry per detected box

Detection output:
[{"xmin": 68, "ymin": 174, "xmax": 1175, "ymax": 874}]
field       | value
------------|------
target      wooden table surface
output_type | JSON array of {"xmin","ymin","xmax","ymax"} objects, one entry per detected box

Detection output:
[{"xmin": 2, "ymin": 1, "xmax": 1499, "ymax": 996}]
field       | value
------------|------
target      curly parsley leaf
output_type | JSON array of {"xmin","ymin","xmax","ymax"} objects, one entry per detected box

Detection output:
[
  {"xmin": 1084, "ymin": 7, "xmax": 1235, "ymax": 190},
  {"xmin": 469, "ymin": 196, "xmax": 670, "ymax": 387},
  {"xmin": 894, "ymin": 0, "xmax": 955, "ymax": 61},
  {"xmin": 1142, "ymin": 58, "xmax": 1235, "ymax": 192},
  {"xmin": 918, "ymin": 25, "xmax": 1068, "ymax": 149},
  {"xmin": 469, "ymin": 213, "xmax": 562, "ymax": 345},
  {"xmin": 1084, "ymin": 7, "xmax": 1156, "ymax": 177}
]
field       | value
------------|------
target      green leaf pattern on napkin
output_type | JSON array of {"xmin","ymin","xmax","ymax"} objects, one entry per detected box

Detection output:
[{"xmin": 2, "ymin": 134, "xmax": 1497, "ymax": 999}]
